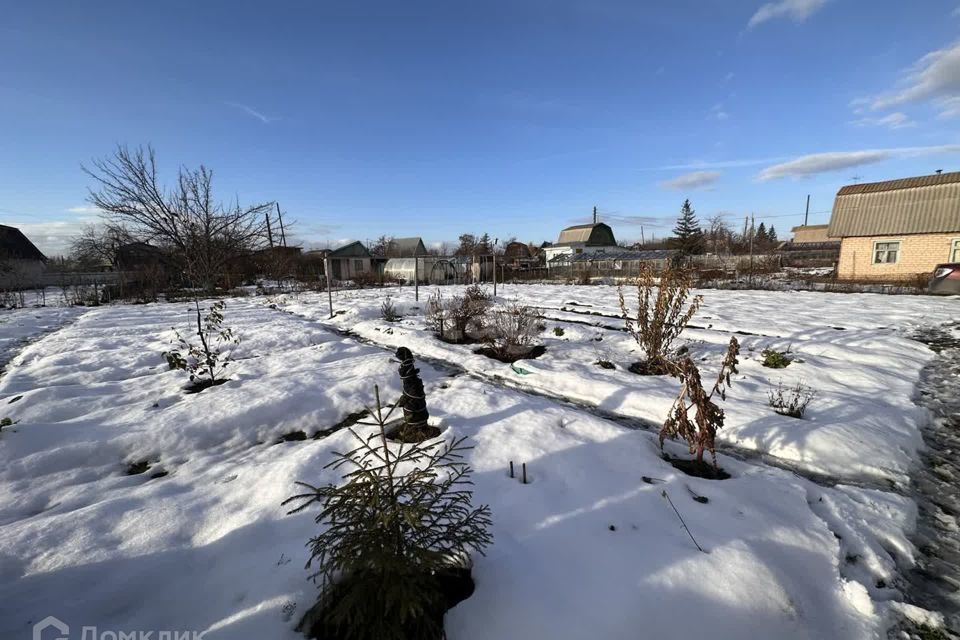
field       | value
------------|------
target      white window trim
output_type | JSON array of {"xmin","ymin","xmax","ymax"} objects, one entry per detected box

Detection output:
[
  {"xmin": 950, "ymin": 238, "xmax": 960, "ymax": 263},
  {"xmin": 871, "ymin": 239, "xmax": 901, "ymax": 265}
]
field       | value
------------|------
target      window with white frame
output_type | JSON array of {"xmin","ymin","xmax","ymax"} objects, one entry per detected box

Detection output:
[
  {"xmin": 952, "ymin": 239, "xmax": 960, "ymax": 263},
  {"xmin": 872, "ymin": 240, "xmax": 900, "ymax": 265}
]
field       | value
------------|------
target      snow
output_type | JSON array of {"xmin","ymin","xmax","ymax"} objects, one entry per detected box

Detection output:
[{"xmin": 0, "ymin": 285, "xmax": 956, "ymax": 639}]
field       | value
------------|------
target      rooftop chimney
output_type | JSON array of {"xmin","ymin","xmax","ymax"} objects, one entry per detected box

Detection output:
[{"xmin": 936, "ymin": 169, "xmax": 943, "ymax": 175}]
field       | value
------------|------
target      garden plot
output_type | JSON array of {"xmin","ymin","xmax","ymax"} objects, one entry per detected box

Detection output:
[
  {"xmin": 280, "ymin": 284, "xmax": 959, "ymax": 487},
  {"xmin": 0, "ymin": 290, "xmax": 951, "ymax": 639},
  {"xmin": 0, "ymin": 306, "xmax": 85, "ymax": 374}
]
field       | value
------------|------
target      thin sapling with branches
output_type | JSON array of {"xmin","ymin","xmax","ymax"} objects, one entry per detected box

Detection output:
[{"xmin": 163, "ymin": 300, "xmax": 239, "ymax": 391}]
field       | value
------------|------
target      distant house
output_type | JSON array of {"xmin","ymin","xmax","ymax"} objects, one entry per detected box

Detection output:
[
  {"xmin": 827, "ymin": 172, "xmax": 960, "ymax": 280},
  {"xmin": 778, "ymin": 225, "xmax": 840, "ymax": 267},
  {"xmin": 0, "ymin": 224, "xmax": 47, "ymax": 288},
  {"xmin": 116, "ymin": 242, "xmax": 167, "ymax": 271},
  {"xmin": 386, "ymin": 237, "xmax": 428, "ymax": 258},
  {"xmin": 503, "ymin": 241, "xmax": 538, "ymax": 269},
  {"xmin": 328, "ymin": 241, "xmax": 373, "ymax": 280},
  {"xmin": 543, "ymin": 223, "xmax": 619, "ymax": 268},
  {"xmin": 790, "ymin": 224, "xmax": 831, "ymax": 244}
]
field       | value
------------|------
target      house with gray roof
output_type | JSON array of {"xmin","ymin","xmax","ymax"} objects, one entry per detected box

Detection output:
[
  {"xmin": 542, "ymin": 222, "xmax": 618, "ymax": 268},
  {"xmin": 0, "ymin": 224, "xmax": 47, "ymax": 288},
  {"xmin": 827, "ymin": 171, "xmax": 960, "ymax": 279}
]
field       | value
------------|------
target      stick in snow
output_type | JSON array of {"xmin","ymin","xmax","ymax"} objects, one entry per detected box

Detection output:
[{"xmin": 662, "ymin": 489, "xmax": 705, "ymax": 553}]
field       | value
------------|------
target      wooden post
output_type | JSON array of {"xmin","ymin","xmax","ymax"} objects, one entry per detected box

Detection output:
[
  {"xmin": 415, "ymin": 257, "xmax": 419, "ymax": 302},
  {"xmin": 325, "ymin": 256, "xmax": 334, "ymax": 318},
  {"xmin": 493, "ymin": 252, "xmax": 497, "ymax": 296}
]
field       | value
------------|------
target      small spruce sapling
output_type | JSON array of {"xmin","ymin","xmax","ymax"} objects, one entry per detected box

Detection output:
[
  {"xmin": 283, "ymin": 385, "xmax": 492, "ymax": 640},
  {"xmin": 380, "ymin": 296, "xmax": 401, "ymax": 322},
  {"xmin": 163, "ymin": 300, "xmax": 239, "ymax": 388}
]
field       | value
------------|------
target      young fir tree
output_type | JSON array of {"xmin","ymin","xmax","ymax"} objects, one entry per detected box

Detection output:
[
  {"xmin": 755, "ymin": 222, "xmax": 769, "ymax": 246},
  {"xmin": 767, "ymin": 225, "xmax": 778, "ymax": 244},
  {"xmin": 284, "ymin": 385, "xmax": 493, "ymax": 640},
  {"xmin": 672, "ymin": 199, "xmax": 704, "ymax": 255}
]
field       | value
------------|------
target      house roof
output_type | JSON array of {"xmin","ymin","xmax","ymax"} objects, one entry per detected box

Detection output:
[
  {"xmin": 790, "ymin": 224, "xmax": 829, "ymax": 232},
  {"xmin": 828, "ymin": 172, "xmax": 960, "ymax": 237},
  {"xmin": 0, "ymin": 225, "xmax": 46, "ymax": 261},
  {"xmin": 548, "ymin": 249, "xmax": 676, "ymax": 263},
  {"xmin": 329, "ymin": 241, "xmax": 371, "ymax": 258},
  {"xmin": 556, "ymin": 222, "xmax": 617, "ymax": 246},
  {"xmin": 388, "ymin": 237, "xmax": 427, "ymax": 256}
]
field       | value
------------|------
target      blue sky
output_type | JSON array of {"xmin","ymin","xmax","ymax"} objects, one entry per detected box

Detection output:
[{"xmin": 3, "ymin": 0, "xmax": 960, "ymax": 255}]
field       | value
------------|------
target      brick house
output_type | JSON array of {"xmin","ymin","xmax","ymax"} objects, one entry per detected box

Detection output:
[{"xmin": 828, "ymin": 172, "xmax": 960, "ymax": 280}]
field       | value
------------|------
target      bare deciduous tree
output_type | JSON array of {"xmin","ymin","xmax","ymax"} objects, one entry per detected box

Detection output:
[
  {"xmin": 84, "ymin": 145, "xmax": 273, "ymax": 290},
  {"xmin": 69, "ymin": 224, "xmax": 134, "ymax": 270}
]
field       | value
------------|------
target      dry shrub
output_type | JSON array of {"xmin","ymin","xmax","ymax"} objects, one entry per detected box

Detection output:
[
  {"xmin": 464, "ymin": 283, "xmax": 490, "ymax": 302},
  {"xmin": 661, "ymin": 337, "xmax": 740, "ymax": 470},
  {"xmin": 768, "ymin": 381, "xmax": 815, "ymax": 418},
  {"xmin": 619, "ymin": 264, "xmax": 703, "ymax": 374},
  {"xmin": 483, "ymin": 303, "xmax": 542, "ymax": 359},
  {"xmin": 352, "ymin": 271, "xmax": 379, "ymax": 288},
  {"xmin": 425, "ymin": 290, "xmax": 489, "ymax": 342}
]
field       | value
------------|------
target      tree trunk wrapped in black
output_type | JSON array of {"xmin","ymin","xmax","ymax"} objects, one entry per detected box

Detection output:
[{"xmin": 396, "ymin": 347, "xmax": 429, "ymax": 428}]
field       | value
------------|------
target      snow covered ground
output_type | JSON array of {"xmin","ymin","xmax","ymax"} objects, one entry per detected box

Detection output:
[{"xmin": 0, "ymin": 285, "xmax": 955, "ymax": 639}]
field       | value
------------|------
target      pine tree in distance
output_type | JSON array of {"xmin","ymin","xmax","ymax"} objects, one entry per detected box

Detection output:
[{"xmin": 672, "ymin": 199, "xmax": 704, "ymax": 255}]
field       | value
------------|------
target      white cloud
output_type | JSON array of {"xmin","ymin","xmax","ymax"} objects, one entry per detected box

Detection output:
[
  {"xmin": 723, "ymin": 72, "xmax": 735, "ymax": 83},
  {"xmin": 864, "ymin": 40, "xmax": 960, "ymax": 118},
  {"xmin": 225, "ymin": 102, "xmax": 279, "ymax": 124},
  {"xmin": 7, "ymin": 220, "xmax": 90, "ymax": 257},
  {"xmin": 710, "ymin": 103, "xmax": 729, "ymax": 120},
  {"xmin": 747, "ymin": 0, "xmax": 828, "ymax": 29},
  {"xmin": 65, "ymin": 205, "xmax": 102, "ymax": 215},
  {"xmin": 660, "ymin": 171, "xmax": 722, "ymax": 190},
  {"xmin": 756, "ymin": 144, "xmax": 960, "ymax": 181},
  {"xmin": 851, "ymin": 112, "xmax": 916, "ymax": 129}
]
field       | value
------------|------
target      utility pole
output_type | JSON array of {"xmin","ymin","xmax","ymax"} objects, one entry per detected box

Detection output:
[
  {"xmin": 748, "ymin": 214, "xmax": 755, "ymax": 286},
  {"xmin": 640, "ymin": 226, "xmax": 645, "ymax": 246},
  {"xmin": 324, "ymin": 256, "xmax": 333, "ymax": 318},
  {"xmin": 493, "ymin": 238, "xmax": 498, "ymax": 297},
  {"xmin": 804, "ymin": 195, "xmax": 810, "ymax": 226},
  {"xmin": 265, "ymin": 213, "xmax": 275, "ymax": 248},
  {"xmin": 276, "ymin": 202, "xmax": 287, "ymax": 247}
]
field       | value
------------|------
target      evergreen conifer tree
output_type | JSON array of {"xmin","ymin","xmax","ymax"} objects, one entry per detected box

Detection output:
[
  {"xmin": 755, "ymin": 222, "xmax": 768, "ymax": 245},
  {"xmin": 672, "ymin": 199, "xmax": 704, "ymax": 255},
  {"xmin": 284, "ymin": 385, "xmax": 493, "ymax": 640}
]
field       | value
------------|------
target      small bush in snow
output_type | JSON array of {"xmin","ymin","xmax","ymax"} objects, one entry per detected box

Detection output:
[
  {"xmin": 163, "ymin": 300, "xmax": 239, "ymax": 389},
  {"xmin": 425, "ymin": 290, "xmax": 489, "ymax": 342},
  {"xmin": 483, "ymin": 303, "xmax": 543, "ymax": 359},
  {"xmin": 768, "ymin": 381, "xmax": 815, "ymax": 418},
  {"xmin": 464, "ymin": 283, "xmax": 490, "ymax": 303},
  {"xmin": 380, "ymin": 296, "xmax": 401, "ymax": 322},
  {"xmin": 619, "ymin": 264, "xmax": 702, "ymax": 375},
  {"xmin": 283, "ymin": 385, "xmax": 492, "ymax": 640},
  {"xmin": 553, "ymin": 326, "xmax": 565, "ymax": 337},
  {"xmin": 761, "ymin": 348, "xmax": 792, "ymax": 369},
  {"xmin": 351, "ymin": 271, "xmax": 379, "ymax": 289},
  {"xmin": 660, "ymin": 337, "xmax": 740, "ymax": 470}
]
